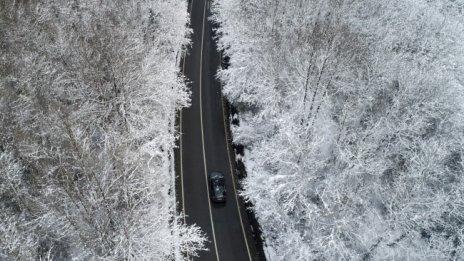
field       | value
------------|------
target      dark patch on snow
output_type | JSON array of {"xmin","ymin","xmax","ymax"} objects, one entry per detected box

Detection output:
[
  {"xmin": 380, "ymin": 168, "xmax": 398, "ymax": 187},
  {"xmin": 421, "ymin": 117, "xmax": 439, "ymax": 139},
  {"xmin": 420, "ymin": 229, "xmax": 431, "ymax": 240},
  {"xmin": 235, "ymin": 158, "xmax": 247, "ymax": 179},
  {"xmin": 221, "ymin": 54, "xmax": 230, "ymax": 69},
  {"xmin": 453, "ymin": 236, "xmax": 461, "ymax": 248},
  {"xmin": 445, "ymin": 151, "xmax": 462, "ymax": 174},
  {"xmin": 230, "ymin": 104, "xmax": 238, "ymax": 116},
  {"xmin": 232, "ymin": 117, "xmax": 240, "ymax": 126},
  {"xmin": 234, "ymin": 144, "xmax": 244, "ymax": 157},
  {"xmin": 310, "ymin": 194, "xmax": 324, "ymax": 209}
]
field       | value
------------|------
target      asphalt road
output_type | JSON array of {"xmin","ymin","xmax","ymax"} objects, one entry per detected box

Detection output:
[{"xmin": 176, "ymin": 0, "xmax": 259, "ymax": 260}]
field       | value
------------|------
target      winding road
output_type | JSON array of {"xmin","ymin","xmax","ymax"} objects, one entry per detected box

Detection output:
[{"xmin": 175, "ymin": 0, "xmax": 260, "ymax": 260}]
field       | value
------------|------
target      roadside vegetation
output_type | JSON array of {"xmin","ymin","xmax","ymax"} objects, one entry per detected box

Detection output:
[
  {"xmin": 0, "ymin": 1, "xmax": 205, "ymax": 260},
  {"xmin": 213, "ymin": 0, "xmax": 464, "ymax": 259}
]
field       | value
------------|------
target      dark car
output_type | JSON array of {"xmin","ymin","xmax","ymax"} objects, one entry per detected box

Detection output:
[{"xmin": 209, "ymin": 172, "xmax": 226, "ymax": 203}]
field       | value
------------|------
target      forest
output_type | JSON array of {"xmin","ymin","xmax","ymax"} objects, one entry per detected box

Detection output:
[
  {"xmin": 213, "ymin": 0, "xmax": 464, "ymax": 260},
  {"xmin": 0, "ymin": 1, "xmax": 205, "ymax": 260}
]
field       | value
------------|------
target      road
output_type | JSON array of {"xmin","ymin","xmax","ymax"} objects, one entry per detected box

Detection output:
[{"xmin": 176, "ymin": 0, "xmax": 259, "ymax": 260}]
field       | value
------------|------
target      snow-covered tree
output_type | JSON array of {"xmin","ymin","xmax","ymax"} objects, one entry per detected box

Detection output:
[
  {"xmin": 1, "ymin": 0, "xmax": 205, "ymax": 260},
  {"xmin": 213, "ymin": 0, "xmax": 464, "ymax": 259}
]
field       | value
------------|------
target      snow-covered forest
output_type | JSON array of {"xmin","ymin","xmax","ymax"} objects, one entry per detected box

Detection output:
[
  {"xmin": 213, "ymin": 0, "xmax": 464, "ymax": 259},
  {"xmin": 0, "ymin": 1, "xmax": 205, "ymax": 260}
]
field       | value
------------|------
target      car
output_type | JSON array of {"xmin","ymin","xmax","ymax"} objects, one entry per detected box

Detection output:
[{"xmin": 208, "ymin": 172, "xmax": 226, "ymax": 203}]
